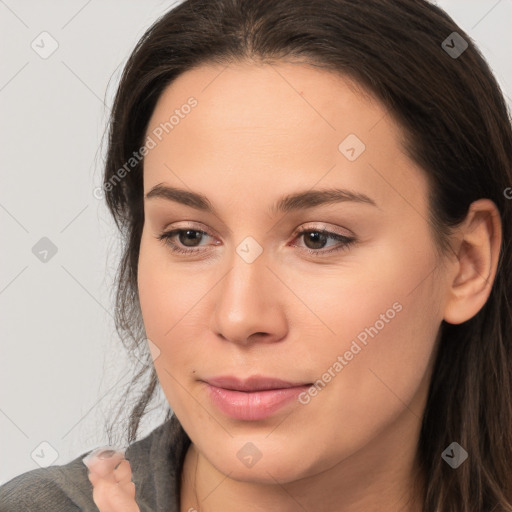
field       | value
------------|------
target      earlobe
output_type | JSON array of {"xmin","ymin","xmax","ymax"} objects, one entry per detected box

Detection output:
[{"xmin": 443, "ymin": 199, "xmax": 502, "ymax": 325}]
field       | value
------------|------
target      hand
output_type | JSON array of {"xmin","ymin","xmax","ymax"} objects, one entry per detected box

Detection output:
[{"xmin": 83, "ymin": 448, "xmax": 141, "ymax": 512}]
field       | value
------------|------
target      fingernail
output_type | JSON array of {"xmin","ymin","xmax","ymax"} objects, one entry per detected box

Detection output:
[
  {"xmin": 82, "ymin": 446, "xmax": 126, "ymax": 468},
  {"xmin": 98, "ymin": 449, "xmax": 116, "ymax": 459}
]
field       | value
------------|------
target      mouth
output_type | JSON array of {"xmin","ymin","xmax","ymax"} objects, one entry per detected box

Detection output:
[{"xmin": 200, "ymin": 375, "xmax": 312, "ymax": 421}]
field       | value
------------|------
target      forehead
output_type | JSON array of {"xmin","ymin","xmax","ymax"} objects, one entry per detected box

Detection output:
[
  {"xmin": 146, "ymin": 60, "xmax": 391, "ymax": 141},
  {"xmin": 142, "ymin": 61, "xmax": 428, "ymax": 214}
]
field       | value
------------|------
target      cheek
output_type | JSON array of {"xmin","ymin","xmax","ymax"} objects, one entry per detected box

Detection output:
[
  {"xmin": 301, "ymin": 234, "xmax": 442, "ymax": 442},
  {"xmin": 311, "ymin": 284, "xmax": 440, "ymax": 460},
  {"xmin": 137, "ymin": 229, "xmax": 212, "ymax": 371},
  {"xmin": 138, "ymin": 228, "xmax": 186, "ymax": 329}
]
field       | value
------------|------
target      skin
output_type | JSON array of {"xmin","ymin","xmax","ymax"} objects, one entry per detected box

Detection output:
[
  {"xmin": 89, "ymin": 60, "xmax": 501, "ymax": 512},
  {"xmin": 85, "ymin": 450, "xmax": 139, "ymax": 512}
]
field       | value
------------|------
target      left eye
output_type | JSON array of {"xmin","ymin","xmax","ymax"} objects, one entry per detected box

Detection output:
[
  {"xmin": 156, "ymin": 227, "xmax": 356, "ymax": 257},
  {"xmin": 292, "ymin": 229, "xmax": 355, "ymax": 254}
]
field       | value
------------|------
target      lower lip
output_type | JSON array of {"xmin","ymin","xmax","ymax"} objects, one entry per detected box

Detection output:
[{"xmin": 204, "ymin": 383, "xmax": 310, "ymax": 421}]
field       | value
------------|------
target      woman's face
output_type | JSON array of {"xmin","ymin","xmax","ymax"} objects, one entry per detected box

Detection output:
[{"xmin": 138, "ymin": 61, "xmax": 450, "ymax": 484}]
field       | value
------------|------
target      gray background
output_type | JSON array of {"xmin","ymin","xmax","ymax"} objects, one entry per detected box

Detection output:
[{"xmin": 1, "ymin": 0, "xmax": 511, "ymax": 485}]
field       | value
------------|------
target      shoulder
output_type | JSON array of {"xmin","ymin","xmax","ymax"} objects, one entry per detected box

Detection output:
[{"xmin": 0, "ymin": 452, "xmax": 95, "ymax": 512}]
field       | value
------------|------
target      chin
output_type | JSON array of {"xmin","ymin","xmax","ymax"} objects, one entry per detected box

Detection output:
[{"xmin": 205, "ymin": 438, "xmax": 322, "ymax": 485}]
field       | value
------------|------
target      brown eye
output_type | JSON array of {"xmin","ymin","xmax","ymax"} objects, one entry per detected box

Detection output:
[
  {"xmin": 302, "ymin": 231, "xmax": 330, "ymax": 250},
  {"xmin": 177, "ymin": 229, "xmax": 204, "ymax": 247},
  {"xmin": 156, "ymin": 228, "xmax": 216, "ymax": 255},
  {"xmin": 293, "ymin": 228, "xmax": 356, "ymax": 257}
]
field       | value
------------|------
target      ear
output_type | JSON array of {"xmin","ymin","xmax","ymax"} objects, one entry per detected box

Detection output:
[{"xmin": 443, "ymin": 199, "xmax": 502, "ymax": 325}]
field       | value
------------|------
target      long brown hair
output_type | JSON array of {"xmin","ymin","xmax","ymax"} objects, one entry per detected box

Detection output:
[{"xmin": 102, "ymin": 1, "xmax": 512, "ymax": 509}]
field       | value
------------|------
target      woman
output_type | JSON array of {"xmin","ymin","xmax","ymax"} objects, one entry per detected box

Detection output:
[{"xmin": 1, "ymin": 0, "xmax": 511, "ymax": 510}]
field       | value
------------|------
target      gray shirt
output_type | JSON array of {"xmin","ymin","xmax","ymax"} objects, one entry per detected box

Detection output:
[{"xmin": 0, "ymin": 414, "xmax": 191, "ymax": 512}]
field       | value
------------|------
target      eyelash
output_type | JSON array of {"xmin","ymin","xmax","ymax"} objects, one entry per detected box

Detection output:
[{"xmin": 156, "ymin": 226, "xmax": 356, "ymax": 258}]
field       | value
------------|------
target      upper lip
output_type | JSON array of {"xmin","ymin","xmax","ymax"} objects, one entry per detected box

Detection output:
[{"xmin": 204, "ymin": 375, "xmax": 311, "ymax": 392}]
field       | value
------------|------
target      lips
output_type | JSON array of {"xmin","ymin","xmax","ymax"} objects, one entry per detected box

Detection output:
[
  {"xmin": 201, "ymin": 375, "xmax": 312, "ymax": 420},
  {"xmin": 205, "ymin": 375, "xmax": 309, "ymax": 392}
]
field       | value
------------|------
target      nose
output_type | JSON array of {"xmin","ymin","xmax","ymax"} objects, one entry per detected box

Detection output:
[{"xmin": 210, "ymin": 245, "xmax": 288, "ymax": 346}]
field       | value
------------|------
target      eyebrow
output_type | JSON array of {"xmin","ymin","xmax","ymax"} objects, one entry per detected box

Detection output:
[{"xmin": 145, "ymin": 183, "xmax": 377, "ymax": 215}]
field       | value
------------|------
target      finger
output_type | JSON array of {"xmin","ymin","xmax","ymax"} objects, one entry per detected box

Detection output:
[
  {"xmin": 118, "ymin": 480, "xmax": 136, "ymax": 500},
  {"xmin": 87, "ymin": 455, "xmax": 126, "ymax": 485},
  {"xmin": 84, "ymin": 449, "xmax": 126, "ymax": 484},
  {"xmin": 91, "ymin": 477, "xmax": 140, "ymax": 512},
  {"xmin": 88, "ymin": 457, "xmax": 133, "ymax": 488},
  {"xmin": 87, "ymin": 458, "xmax": 129, "ymax": 488},
  {"xmin": 113, "ymin": 459, "xmax": 133, "ymax": 485}
]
